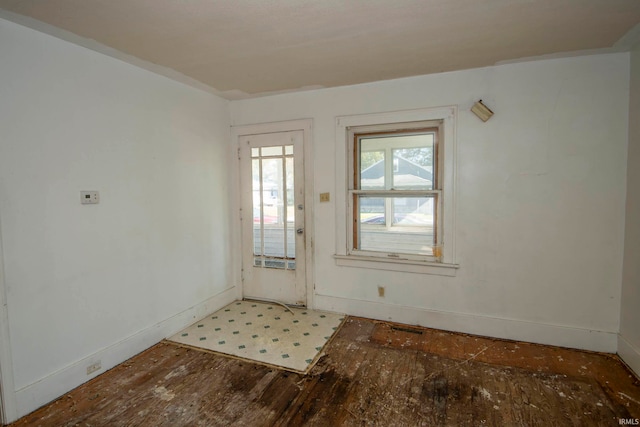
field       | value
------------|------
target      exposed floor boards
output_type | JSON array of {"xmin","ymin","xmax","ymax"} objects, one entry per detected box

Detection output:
[{"xmin": 8, "ymin": 317, "xmax": 640, "ymax": 426}]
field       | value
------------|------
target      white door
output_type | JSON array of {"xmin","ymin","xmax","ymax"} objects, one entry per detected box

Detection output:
[{"xmin": 239, "ymin": 130, "xmax": 306, "ymax": 305}]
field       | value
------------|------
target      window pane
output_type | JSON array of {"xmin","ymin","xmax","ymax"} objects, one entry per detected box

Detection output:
[
  {"xmin": 393, "ymin": 145, "xmax": 434, "ymax": 189},
  {"xmin": 392, "ymin": 197, "xmax": 434, "ymax": 225},
  {"xmin": 252, "ymin": 158, "xmax": 263, "ymax": 255},
  {"xmin": 358, "ymin": 197, "xmax": 385, "ymax": 222},
  {"xmin": 360, "ymin": 147, "xmax": 385, "ymax": 189},
  {"xmin": 284, "ymin": 145, "xmax": 293, "ymax": 155},
  {"xmin": 359, "ymin": 133, "xmax": 434, "ymax": 190},
  {"xmin": 264, "ymin": 259, "xmax": 286, "ymax": 269},
  {"xmin": 261, "ymin": 146, "xmax": 283, "ymax": 156},
  {"xmin": 358, "ymin": 196, "xmax": 435, "ymax": 255},
  {"xmin": 260, "ymin": 158, "xmax": 284, "ymax": 257},
  {"xmin": 285, "ymin": 157, "xmax": 295, "ymax": 258},
  {"xmin": 251, "ymin": 146, "xmax": 296, "ymax": 269}
]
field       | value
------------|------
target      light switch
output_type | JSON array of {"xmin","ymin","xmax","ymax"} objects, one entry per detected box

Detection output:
[
  {"xmin": 81, "ymin": 191, "xmax": 99, "ymax": 204},
  {"xmin": 319, "ymin": 192, "xmax": 330, "ymax": 202}
]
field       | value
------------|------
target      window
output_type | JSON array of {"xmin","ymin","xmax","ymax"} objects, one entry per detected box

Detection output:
[
  {"xmin": 335, "ymin": 107, "xmax": 457, "ymax": 275},
  {"xmin": 352, "ymin": 126, "xmax": 441, "ymax": 260}
]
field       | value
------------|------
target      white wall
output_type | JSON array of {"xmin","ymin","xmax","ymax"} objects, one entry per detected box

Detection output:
[
  {"xmin": 0, "ymin": 15, "xmax": 634, "ymax": 423},
  {"xmin": 0, "ymin": 18, "xmax": 234, "ymax": 422},
  {"xmin": 619, "ymin": 42, "xmax": 640, "ymax": 377},
  {"xmin": 230, "ymin": 53, "xmax": 630, "ymax": 353}
]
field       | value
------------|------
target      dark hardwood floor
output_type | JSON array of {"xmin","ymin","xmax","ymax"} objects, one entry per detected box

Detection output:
[{"xmin": 8, "ymin": 317, "xmax": 640, "ymax": 426}]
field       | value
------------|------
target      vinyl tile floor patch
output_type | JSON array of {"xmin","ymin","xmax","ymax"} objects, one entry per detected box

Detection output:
[{"xmin": 167, "ymin": 300, "xmax": 345, "ymax": 373}]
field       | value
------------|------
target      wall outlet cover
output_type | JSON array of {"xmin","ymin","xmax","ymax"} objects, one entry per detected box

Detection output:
[{"xmin": 86, "ymin": 361, "xmax": 101, "ymax": 375}]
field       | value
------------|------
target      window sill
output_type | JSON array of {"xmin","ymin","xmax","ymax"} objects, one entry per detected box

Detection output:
[{"xmin": 333, "ymin": 254, "xmax": 459, "ymax": 277}]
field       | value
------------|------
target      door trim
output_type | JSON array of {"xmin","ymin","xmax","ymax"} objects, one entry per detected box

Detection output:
[
  {"xmin": 0, "ymin": 211, "xmax": 17, "ymax": 423},
  {"xmin": 231, "ymin": 119, "xmax": 314, "ymax": 308}
]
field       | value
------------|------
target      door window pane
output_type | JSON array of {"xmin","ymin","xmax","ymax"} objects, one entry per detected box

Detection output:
[
  {"xmin": 285, "ymin": 157, "xmax": 295, "ymax": 258},
  {"xmin": 261, "ymin": 146, "xmax": 283, "ymax": 156},
  {"xmin": 251, "ymin": 145, "xmax": 296, "ymax": 269}
]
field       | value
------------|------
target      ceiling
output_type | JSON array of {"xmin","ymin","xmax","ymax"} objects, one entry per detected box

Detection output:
[{"xmin": 1, "ymin": 0, "xmax": 639, "ymax": 99}]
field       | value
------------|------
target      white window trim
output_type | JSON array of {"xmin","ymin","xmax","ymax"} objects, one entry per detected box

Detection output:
[{"xmin": 334, "ymin": 107, "xmax": 458, "ymax": 275}]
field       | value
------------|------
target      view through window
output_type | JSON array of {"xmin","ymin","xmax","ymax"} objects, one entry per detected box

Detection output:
[{"xmin": 252, "ymin": 145, "xmax": 296, "ymax": 269}]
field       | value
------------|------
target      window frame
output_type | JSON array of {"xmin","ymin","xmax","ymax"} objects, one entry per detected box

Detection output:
[{"xmin": 334, "ymin": 107, "xmax": 458, "ymax": 275}]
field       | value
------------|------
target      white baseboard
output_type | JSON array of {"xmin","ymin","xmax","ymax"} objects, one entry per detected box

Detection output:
[
  {"xmin": 12, "ymin": 286, "xmax": 237, "ymax": 422},
  {"xmin": 618, "ymin": 334, "xmax": 640, "ymax": 378},
  {"xmin": 314, "ymin": 294, "xmax": 618, "ymax": 353}
]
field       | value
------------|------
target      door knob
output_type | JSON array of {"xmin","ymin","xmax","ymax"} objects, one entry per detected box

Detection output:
[{"xmin": 296, "ymin": 228, "xmax": 304, "ymax": 234}]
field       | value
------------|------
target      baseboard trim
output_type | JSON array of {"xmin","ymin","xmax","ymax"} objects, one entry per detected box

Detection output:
[
  {"xmin": 618, "ymin": 334, "xmax": 640, "ymax": 378},
  {"xmin": 12, "ymin": 286, "xmax": 236, "ymax": 422},
  {"xmin": 314, "ymin": 294, "xmax": 617, "ymax": 353}
]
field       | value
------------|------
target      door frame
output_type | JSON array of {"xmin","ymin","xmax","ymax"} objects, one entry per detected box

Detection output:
[
  {"xmin": 0, "ymin": 212, "xmax": 17, "ymax": 424},
  {"xmin": 231, "ymin": 119, "xmax": 314, "ymax": 308}
]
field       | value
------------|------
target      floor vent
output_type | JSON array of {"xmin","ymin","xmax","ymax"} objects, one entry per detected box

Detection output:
[{"xmin": 391, "ymin": 326, "xmax": 424, "ymax": 335}]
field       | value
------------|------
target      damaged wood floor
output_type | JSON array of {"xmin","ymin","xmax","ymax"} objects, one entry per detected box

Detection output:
[{"xmin": 9, "ymin": 317, "xmax": 640, "ymax": 426}]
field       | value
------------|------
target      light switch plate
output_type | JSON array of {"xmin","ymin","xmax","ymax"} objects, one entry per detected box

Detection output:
[
  {"xmin": 81, "ymin": 191, "xmax": 99, "ymax": 204},
  {"xmin": 319, "ymin": 192, "xmax": 330, "ymax": 202}
]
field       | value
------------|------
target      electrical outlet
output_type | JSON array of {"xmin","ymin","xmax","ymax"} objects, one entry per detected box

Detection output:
[
  {"xmin": 378, "ymin": 286, "xmax": 385, "ymax": 297},
  {"xmin": 86, "ymin": 361, "xmax": 101, "ymax": 375}
]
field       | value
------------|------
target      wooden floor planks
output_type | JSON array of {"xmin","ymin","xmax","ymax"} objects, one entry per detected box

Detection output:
[{"xmin": 8, "ymin": 317, "xmax": 640, "ymax": 426}]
